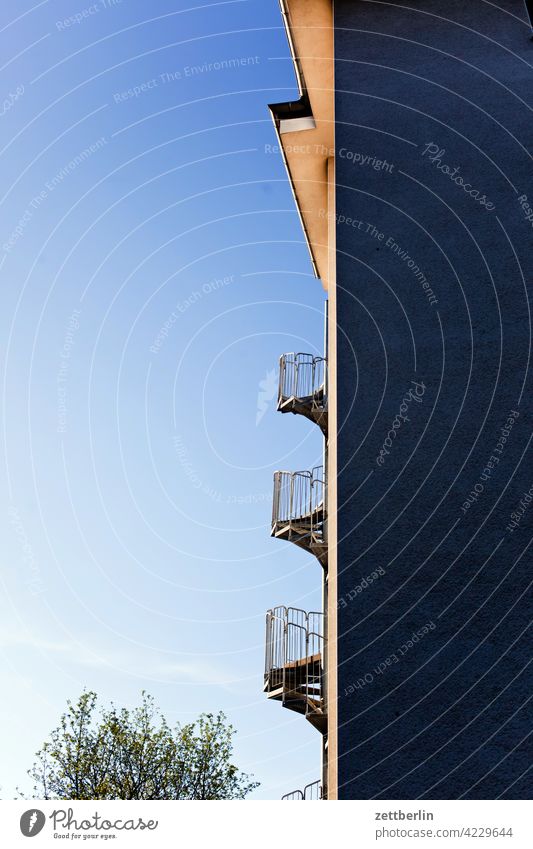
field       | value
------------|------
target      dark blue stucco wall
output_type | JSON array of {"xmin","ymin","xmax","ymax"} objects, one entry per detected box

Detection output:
[{"xmin": 334, "ymin": 0, "xmax": 532, "ymax": 799}]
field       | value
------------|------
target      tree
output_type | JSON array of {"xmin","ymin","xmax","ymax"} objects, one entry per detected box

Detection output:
[{"xmin": 23, "ymin": 691, "xmax": 259, "ymax": 800}]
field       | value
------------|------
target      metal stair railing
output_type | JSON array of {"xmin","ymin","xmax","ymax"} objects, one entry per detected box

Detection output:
[
  {"xmin": 282, "ymin": 780, "xmax": 323, "ymax": 801},
  {"xmin": 264, "ymin": 606, "xmax": 325, "ymax": 718},
  {"xmin": 264, "ymin": 606, "xmax": 307, "ymax": 683},
  {"xmin": 281, "ymin": 789, "xmax": 304, "ymax": 800},
  {"xmin": 272, "ymin": 465, "xmax": 325, "ymax": 537},
  {"xmin": 278, "ymin": 353, "xmax": 326, "ymax": 410},
  {"xmin": 306, "ymin": 612, "xmax": 324, "ymax": 703},
  {"xmin": 303, "ymin": 780, "xmax": 323, "ymax": 800}
]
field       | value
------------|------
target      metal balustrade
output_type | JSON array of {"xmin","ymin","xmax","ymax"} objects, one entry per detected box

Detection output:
[
  {"xmin": 278, "ymin": 353, "xmax": 327, "ymax": 434},
  {"xmin": 281, "ymin": 789, "xmax": 304, "ymax": 800},
  {"xmin": 282, "ymin": 780, "xmax": 323, "ymax": 800},
  {"xmin": 264, "ymin": 606, "xmax": 326, "ymax": 733},
  {"xmin": 278, "ymin": 353, "xmax": 326, "ymax": 407},
  {"xmin": 271, "ymin": 465, "xmax": 327, "ymax": 565}
]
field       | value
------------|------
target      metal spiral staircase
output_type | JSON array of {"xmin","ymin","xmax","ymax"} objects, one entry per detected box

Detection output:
[
  {"xmin": 282, "ymin": 780, "xmax": 322, "ymax": 800},
  {"xmin": 271, "ymin": 465, "xmax": 327, "ymax": 566},
  {"xmin": 263, "ymin": 348, "xmax": 328, "ymax": 798},
  {"xmin": 264, "ymin": 606, "xmax": 326, "ymax": 734},
  {"xmin": 278, "ymin": 353, "xmax": 327, "ymax": 436}
]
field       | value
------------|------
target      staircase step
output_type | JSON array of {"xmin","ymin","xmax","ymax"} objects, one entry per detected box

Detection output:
[{"xmin": 277, "ymin": 397, "xmax": 327, "ymax": 436}]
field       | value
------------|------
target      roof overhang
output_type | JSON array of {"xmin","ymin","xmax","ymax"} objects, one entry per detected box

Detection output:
[{"xmin": 269, "ymin": 0, "xmax": 334, "ymax": 289}]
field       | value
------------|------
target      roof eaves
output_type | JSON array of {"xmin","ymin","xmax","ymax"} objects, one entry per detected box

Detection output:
[{"xmin": 268, "ymin": 0, "xmax": 320, "ymax": 278}]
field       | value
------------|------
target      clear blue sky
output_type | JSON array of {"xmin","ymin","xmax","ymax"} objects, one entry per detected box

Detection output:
[{"xmin": 0, "ymin": 0, "xmax": 326, "ymax": 799}]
